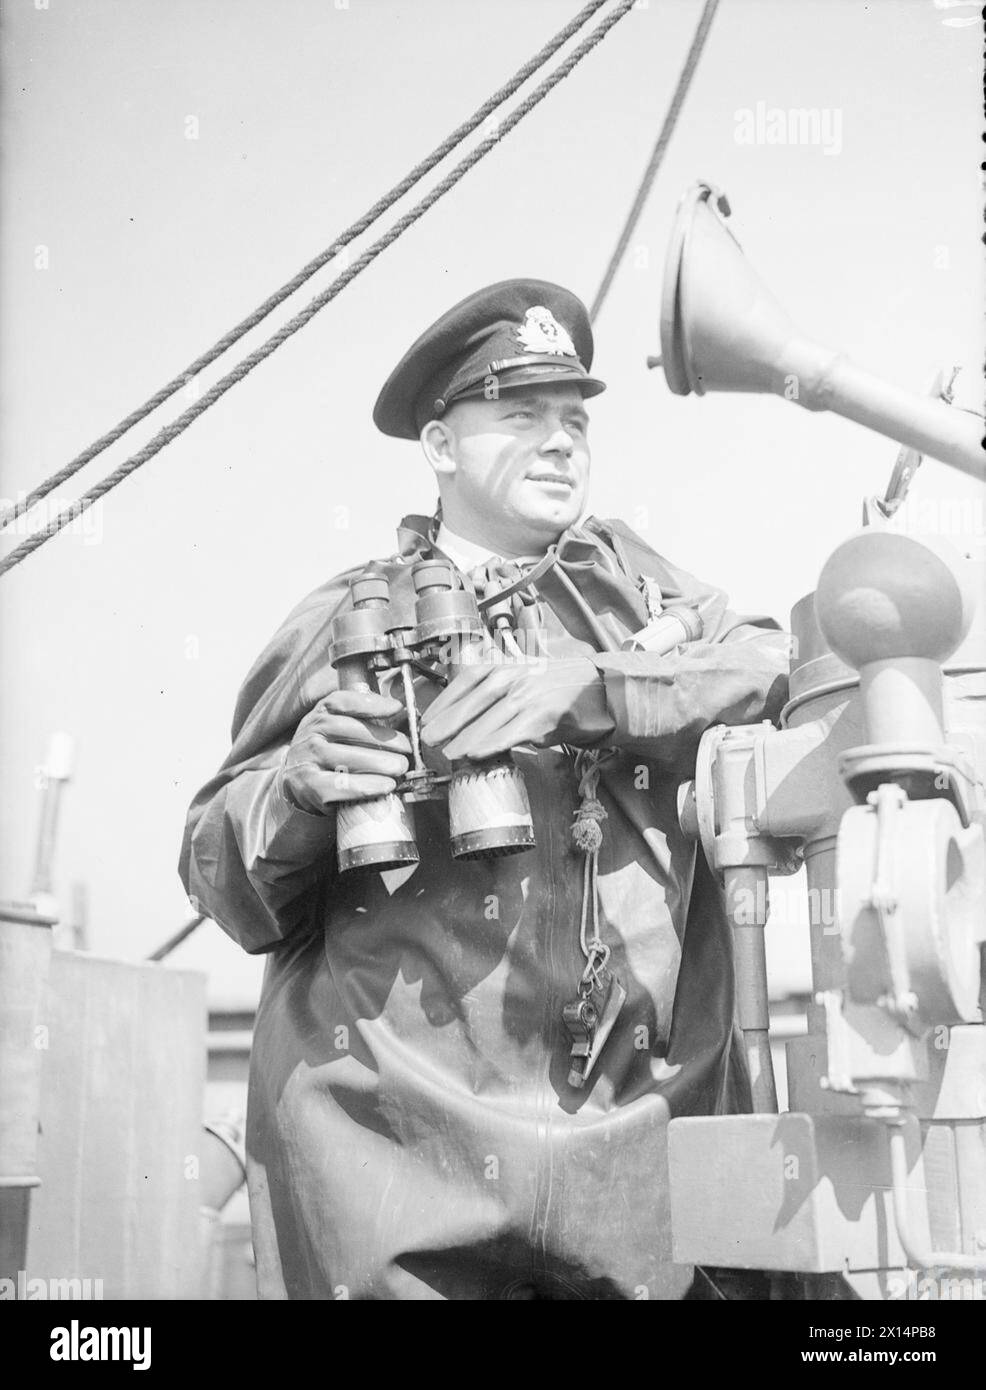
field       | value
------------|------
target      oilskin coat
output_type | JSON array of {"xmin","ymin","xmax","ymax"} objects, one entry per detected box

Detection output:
[{"xmin": 179, "ymin": 514, "xmax": 789, "ymax": 1300}]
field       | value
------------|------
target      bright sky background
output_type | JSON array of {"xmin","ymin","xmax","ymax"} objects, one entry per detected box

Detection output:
[{"xmin": 1, "ymin": 0, "xmax": 982, "ymax": 1006}]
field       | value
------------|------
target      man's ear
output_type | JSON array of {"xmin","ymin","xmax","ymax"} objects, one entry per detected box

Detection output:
[{"xmin": 420, "ymin": 419, "xmax": 457, "ymax": 479}]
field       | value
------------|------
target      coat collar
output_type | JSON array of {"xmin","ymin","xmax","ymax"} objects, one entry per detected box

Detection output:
[
  {"xmin": 395, "ymin": 511, "xmax": 654, "ymax": 578},
  {"xmin": 393, "ymin": 511, "xmax": 669, "ymax": 649}
]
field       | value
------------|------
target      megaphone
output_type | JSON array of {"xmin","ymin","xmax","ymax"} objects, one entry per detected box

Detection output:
[{"xmin": 655, "ymin": 182, "xmax": 984, "ymax": 481}]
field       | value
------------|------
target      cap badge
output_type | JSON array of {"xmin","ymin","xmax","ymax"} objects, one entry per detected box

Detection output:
[{"xmin": 515, "ymin": 306, "xmax": 577, "ymax": 357}]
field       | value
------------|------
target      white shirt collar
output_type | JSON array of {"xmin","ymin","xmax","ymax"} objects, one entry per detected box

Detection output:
[
  {"xmin": 433, "ymin": 521, "xmax": 542, "ymax": 574},
  {"xmin": 433, "ymin": 514, "xmax": 593, "ymax": 573}
]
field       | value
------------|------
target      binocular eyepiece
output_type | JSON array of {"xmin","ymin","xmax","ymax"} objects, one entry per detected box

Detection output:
[{"xmin": 327, "ymin": 559, "xmax": 536, "ymax": 874}]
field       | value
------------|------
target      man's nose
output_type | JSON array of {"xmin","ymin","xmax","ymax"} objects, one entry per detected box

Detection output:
[{"xmin": 539, "ymin": 424, "xmax": 574, "ymax": 457}]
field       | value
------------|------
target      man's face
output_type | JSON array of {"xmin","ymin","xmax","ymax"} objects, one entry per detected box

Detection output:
[{"xmin": 431, "ymin": 382, "xmax": 591, "ymax": 552}]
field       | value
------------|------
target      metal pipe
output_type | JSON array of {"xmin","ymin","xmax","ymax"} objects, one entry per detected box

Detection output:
[
  {"xmin": 859, "ymin": 659, "xmax": 945, "ymax": 748},
  {"xmin": 658, "ymin": 181, "xmax": 986, "ymax": 481},
  {"xmin": 723, "ymin": 865, "xmax": 778, "ymax": 1113},
  {"xmin": 146, "ymin": 912, "xmax": 207, "ymax": 962},
  {"xmin": 886, "ymin": 1120, "xmax": 986, "ymax": 1273},
  {"xmin": 29, "ymin": 732, "xmax": 74, "ymax": 899},
  {"xmin": 200, "ymin": 1117, "xmax": 247, "ymax": 1212},
  {"xmin": 799, "ymin": 347, "xmax": 985, "ymax": 482}
]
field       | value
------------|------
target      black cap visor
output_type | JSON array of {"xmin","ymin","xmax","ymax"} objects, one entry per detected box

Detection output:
[{"xmin": 435, "ymin": 362, "xmax": 606, "ymax": 414}]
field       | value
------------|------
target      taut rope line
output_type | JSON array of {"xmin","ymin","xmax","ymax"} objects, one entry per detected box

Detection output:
[
  {"xmin": 0, "ymin": 0, "xmax": 611, "ymax": 536},
  {"xmin": 0, "ymin": 0, "xmax": 637, "ymax": 578},
  {"xmin": 589, "ymin": 0, "xmax": 720, "ymax": 323}
]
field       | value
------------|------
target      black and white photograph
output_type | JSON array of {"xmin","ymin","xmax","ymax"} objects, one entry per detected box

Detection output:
[{"xmin": 1, "ymin": 0, "xmax": 984, "ymax": 1337}]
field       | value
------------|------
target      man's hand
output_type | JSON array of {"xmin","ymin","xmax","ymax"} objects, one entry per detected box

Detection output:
[
  {"xmin": 280, "ymin": 690, "xmax": 412, "ymax": 814},
  {"xmin": 419, "ymin": 657, "xmax": 614, "ymax": 761}
]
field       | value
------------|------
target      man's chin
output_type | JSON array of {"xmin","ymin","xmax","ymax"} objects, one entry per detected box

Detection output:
[{"xmin": 518, "ymin": 492, "xmax": 582, "ymax": 530}]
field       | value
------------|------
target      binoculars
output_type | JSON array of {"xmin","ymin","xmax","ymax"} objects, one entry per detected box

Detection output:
[{"xmin": 327, "ymin": 558, "xmax": 536, "ymax": 873}]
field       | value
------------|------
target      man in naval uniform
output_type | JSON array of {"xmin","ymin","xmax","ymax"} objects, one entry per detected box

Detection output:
[{"xmin": 179, "ymin": 279, "xmax": 789, "ymax": 1300}]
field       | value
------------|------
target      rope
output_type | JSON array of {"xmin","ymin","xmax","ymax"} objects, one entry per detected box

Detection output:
[
  {"xmin": 572, "ymin": 747, "xmax": 617, "ymax": 990},
  {"xmin": 0, "ymin": 0, "xmax": 611, "ymax": 535},
  {"xmin": 589, "ymin": 0, "xmax": 720, "ymax": 322},
  {"xmin": 572, "ymin": 749, "xmax": 609, "ymax": 854},
  {"xmin": 578, "ymin": 852, "xmax": 609, "ymax": 984},
  {"xmin": 0, "ymin": 0, "xmax": 637, "ymax": 579}
]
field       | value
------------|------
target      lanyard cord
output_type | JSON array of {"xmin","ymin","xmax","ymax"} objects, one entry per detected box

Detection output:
[
  {"xmin": 572, "ymin": 746, "xmax": 617, "ymax": 991},
  {"xmin": 439, "ymin": 523, "xmax": 622, "ymax": 988}
]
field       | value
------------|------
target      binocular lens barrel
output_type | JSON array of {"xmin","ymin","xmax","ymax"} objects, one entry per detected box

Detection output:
[
  {"xmin": 336, "ymin": 796, "xmax": 420, "ymax": 873},
  {"xmin": 448, "ymin": 756, "xmax": 536, "ymax": 860}
]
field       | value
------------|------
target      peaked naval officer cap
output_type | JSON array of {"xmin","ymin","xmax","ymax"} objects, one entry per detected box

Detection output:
[{"xmin": 373, "ymin": 279, "xmax": 607, "ymax": 440}]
